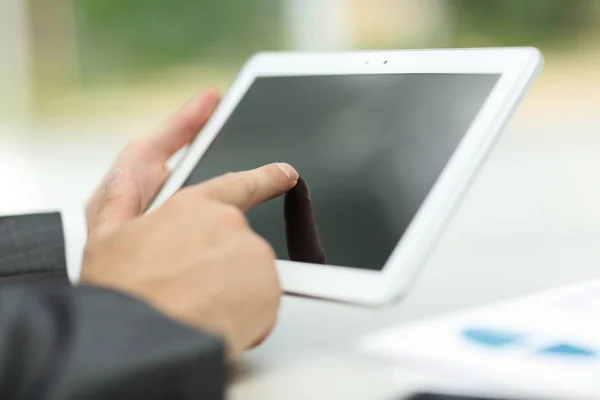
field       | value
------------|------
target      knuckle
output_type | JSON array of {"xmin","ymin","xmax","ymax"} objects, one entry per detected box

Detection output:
[
  {"xmin": 101, "ymin": 191, "xmax": 135, "ymax": 212},
  {"xmin": 229, "ymin": 172, "xmax": 257, "ymax": 198},
  {"xmin": 102, "ymin": 190, "xmax": 123, "ymax": 204},
  {"xmin": 165, "ymin": 193, "xmax": 185, "ymax": 211},
  {"xmin": 217, "ymin": 205, "xmax": 247, "ymax": 228},
  {"xmin": 173, "ymin": 186, "xmax": 195, "ymax": 203},
  {"xmin": 241, "ymin": 174, "xmax": 258, "ymax": 198},
  {"xmin": 249, "ymin": 234, "xmax": 276, "ymax": 260},
  {"xmin": 84, "ymin": 232, "xmax": 107, "ymax": 252},
  {"xmin": 174, "ymin": 186, "xmax": 207, "ymax": 206}
]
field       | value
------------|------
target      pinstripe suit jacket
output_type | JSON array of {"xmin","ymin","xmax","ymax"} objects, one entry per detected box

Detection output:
[
  {"xmin": 0, "ymin": 212, "xmax": 68, "ymax": 284},
  {"xmin": 0, "ymin": 212, "xmax": 226, "ymax": 399}
]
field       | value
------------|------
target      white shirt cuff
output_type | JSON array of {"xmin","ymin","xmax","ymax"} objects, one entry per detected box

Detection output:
[{"xmin": 60, "ymin": 208, "xmax": 87, "ymax": 284}]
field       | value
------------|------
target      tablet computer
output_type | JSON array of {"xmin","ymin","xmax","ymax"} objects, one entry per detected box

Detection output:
[{"xmin": 147, "ymin": 48, "xmax": 543, "ymax": 306}]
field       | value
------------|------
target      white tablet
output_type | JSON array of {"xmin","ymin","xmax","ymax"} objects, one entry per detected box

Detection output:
[{"xmin": 148, "ymin": 48, "xmax": 543, "ymax": 306}]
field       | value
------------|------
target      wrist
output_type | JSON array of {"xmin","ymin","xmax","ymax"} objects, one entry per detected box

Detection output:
[{"xmin": 146, "ymin": 291, "xmax": 238, "ymax": 359}]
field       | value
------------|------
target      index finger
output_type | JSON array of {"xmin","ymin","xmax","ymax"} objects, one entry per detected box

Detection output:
[{"xmin": 197, "ymin": 163, "xmax": 299, "ymax": 210}]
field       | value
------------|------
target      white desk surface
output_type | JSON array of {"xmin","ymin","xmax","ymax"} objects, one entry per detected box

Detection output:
[
  {"xmin": 231, "ymin": 231, "xmax": 600, "ymax": 399},
  {"xmin": 2, "ymin": 118, "xmax": 600, "ymax": 399}
]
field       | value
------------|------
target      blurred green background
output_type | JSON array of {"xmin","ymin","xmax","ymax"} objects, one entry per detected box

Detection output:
[
  {"xmin": 73, "ymin": 0, "xmax": 282, "ymax": 82},
  {"xmin": 72, "ymin": 0, "xmax": 600, "ymax": 80},
  {"xmin": 73, "ymin": 0, "xmax": 599, "ymax": 77},
  {"xmin": 1, "ymin": 0, "xmax": 600, "ymax": 122},
  {"xmin": 449, "ymin": 0, "xmax": 599, "ymax": 48}
]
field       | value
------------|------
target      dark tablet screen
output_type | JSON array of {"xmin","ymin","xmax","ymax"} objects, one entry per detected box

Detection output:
[{"xmin": 182, "ymin": 73, "xmax": 499, "ymax": 270}]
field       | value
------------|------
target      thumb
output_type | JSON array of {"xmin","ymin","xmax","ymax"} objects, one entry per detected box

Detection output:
[{"xmin": 94, "ymin": 169, "xmax": 142, "ymax": 237}]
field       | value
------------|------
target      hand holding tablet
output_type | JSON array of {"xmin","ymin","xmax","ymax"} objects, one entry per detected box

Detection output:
[{"xmin": 148, "ymin": 48, "xmax": 543, "ymax": 305}]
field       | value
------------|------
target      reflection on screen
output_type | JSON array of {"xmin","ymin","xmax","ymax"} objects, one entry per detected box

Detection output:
[{"xmin": 183, "ymin": 74, "xmax": 499, "ymax": 270}]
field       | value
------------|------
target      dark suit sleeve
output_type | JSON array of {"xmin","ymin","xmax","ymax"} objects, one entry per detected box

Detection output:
[
  {"xmin": 0, "ymin": 213, "xmax": 68, "ymax": 283},
  {"xmin": 0, "ymin": 283, "xmax": 227, "ymax": 399}
]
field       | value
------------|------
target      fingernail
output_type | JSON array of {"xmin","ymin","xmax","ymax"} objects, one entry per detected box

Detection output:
[
  {"xmin": 105, "ymin": 169, "xmax": 123, "ymax": 189},
  {"xmin": 277, "ymin": 163, "xmax": 298, "ymax": 183}
]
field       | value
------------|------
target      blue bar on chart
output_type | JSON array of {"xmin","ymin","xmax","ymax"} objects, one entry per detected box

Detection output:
[
  {"xmin": 461, "ymin": 328, "xmax": 524, "ymax": 348},
  {"xmin": 538, "ymin": 343, "xmax": 598, "ymax": 358}
]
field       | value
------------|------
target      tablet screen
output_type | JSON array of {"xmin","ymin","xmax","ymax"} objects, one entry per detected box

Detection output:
[{"xmin": 182, "ymin": 73, "xmax": 499, "ymax": 270}]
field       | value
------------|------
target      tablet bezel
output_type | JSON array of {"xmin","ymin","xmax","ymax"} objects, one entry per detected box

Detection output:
[{"xmin": 147, "ymin": 48, "xmax": 543, "ymax": 306}]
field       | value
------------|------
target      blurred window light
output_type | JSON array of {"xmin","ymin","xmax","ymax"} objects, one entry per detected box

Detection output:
[
  {"xmin": 282, "ymin": 0, "xmax": 355, "ymax": 50},
  {"xmin": 0, "ymin": 0, "xmax": 34, "ymax": 123},
  {"xmin": 0, "ymin": 125, "xmax": 43, "ymax": 212}
]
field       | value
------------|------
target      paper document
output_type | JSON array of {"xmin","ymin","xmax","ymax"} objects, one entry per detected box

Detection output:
[{"xmin": 360, "ymin": 279, "xmax": 600, "ymax": 397}]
